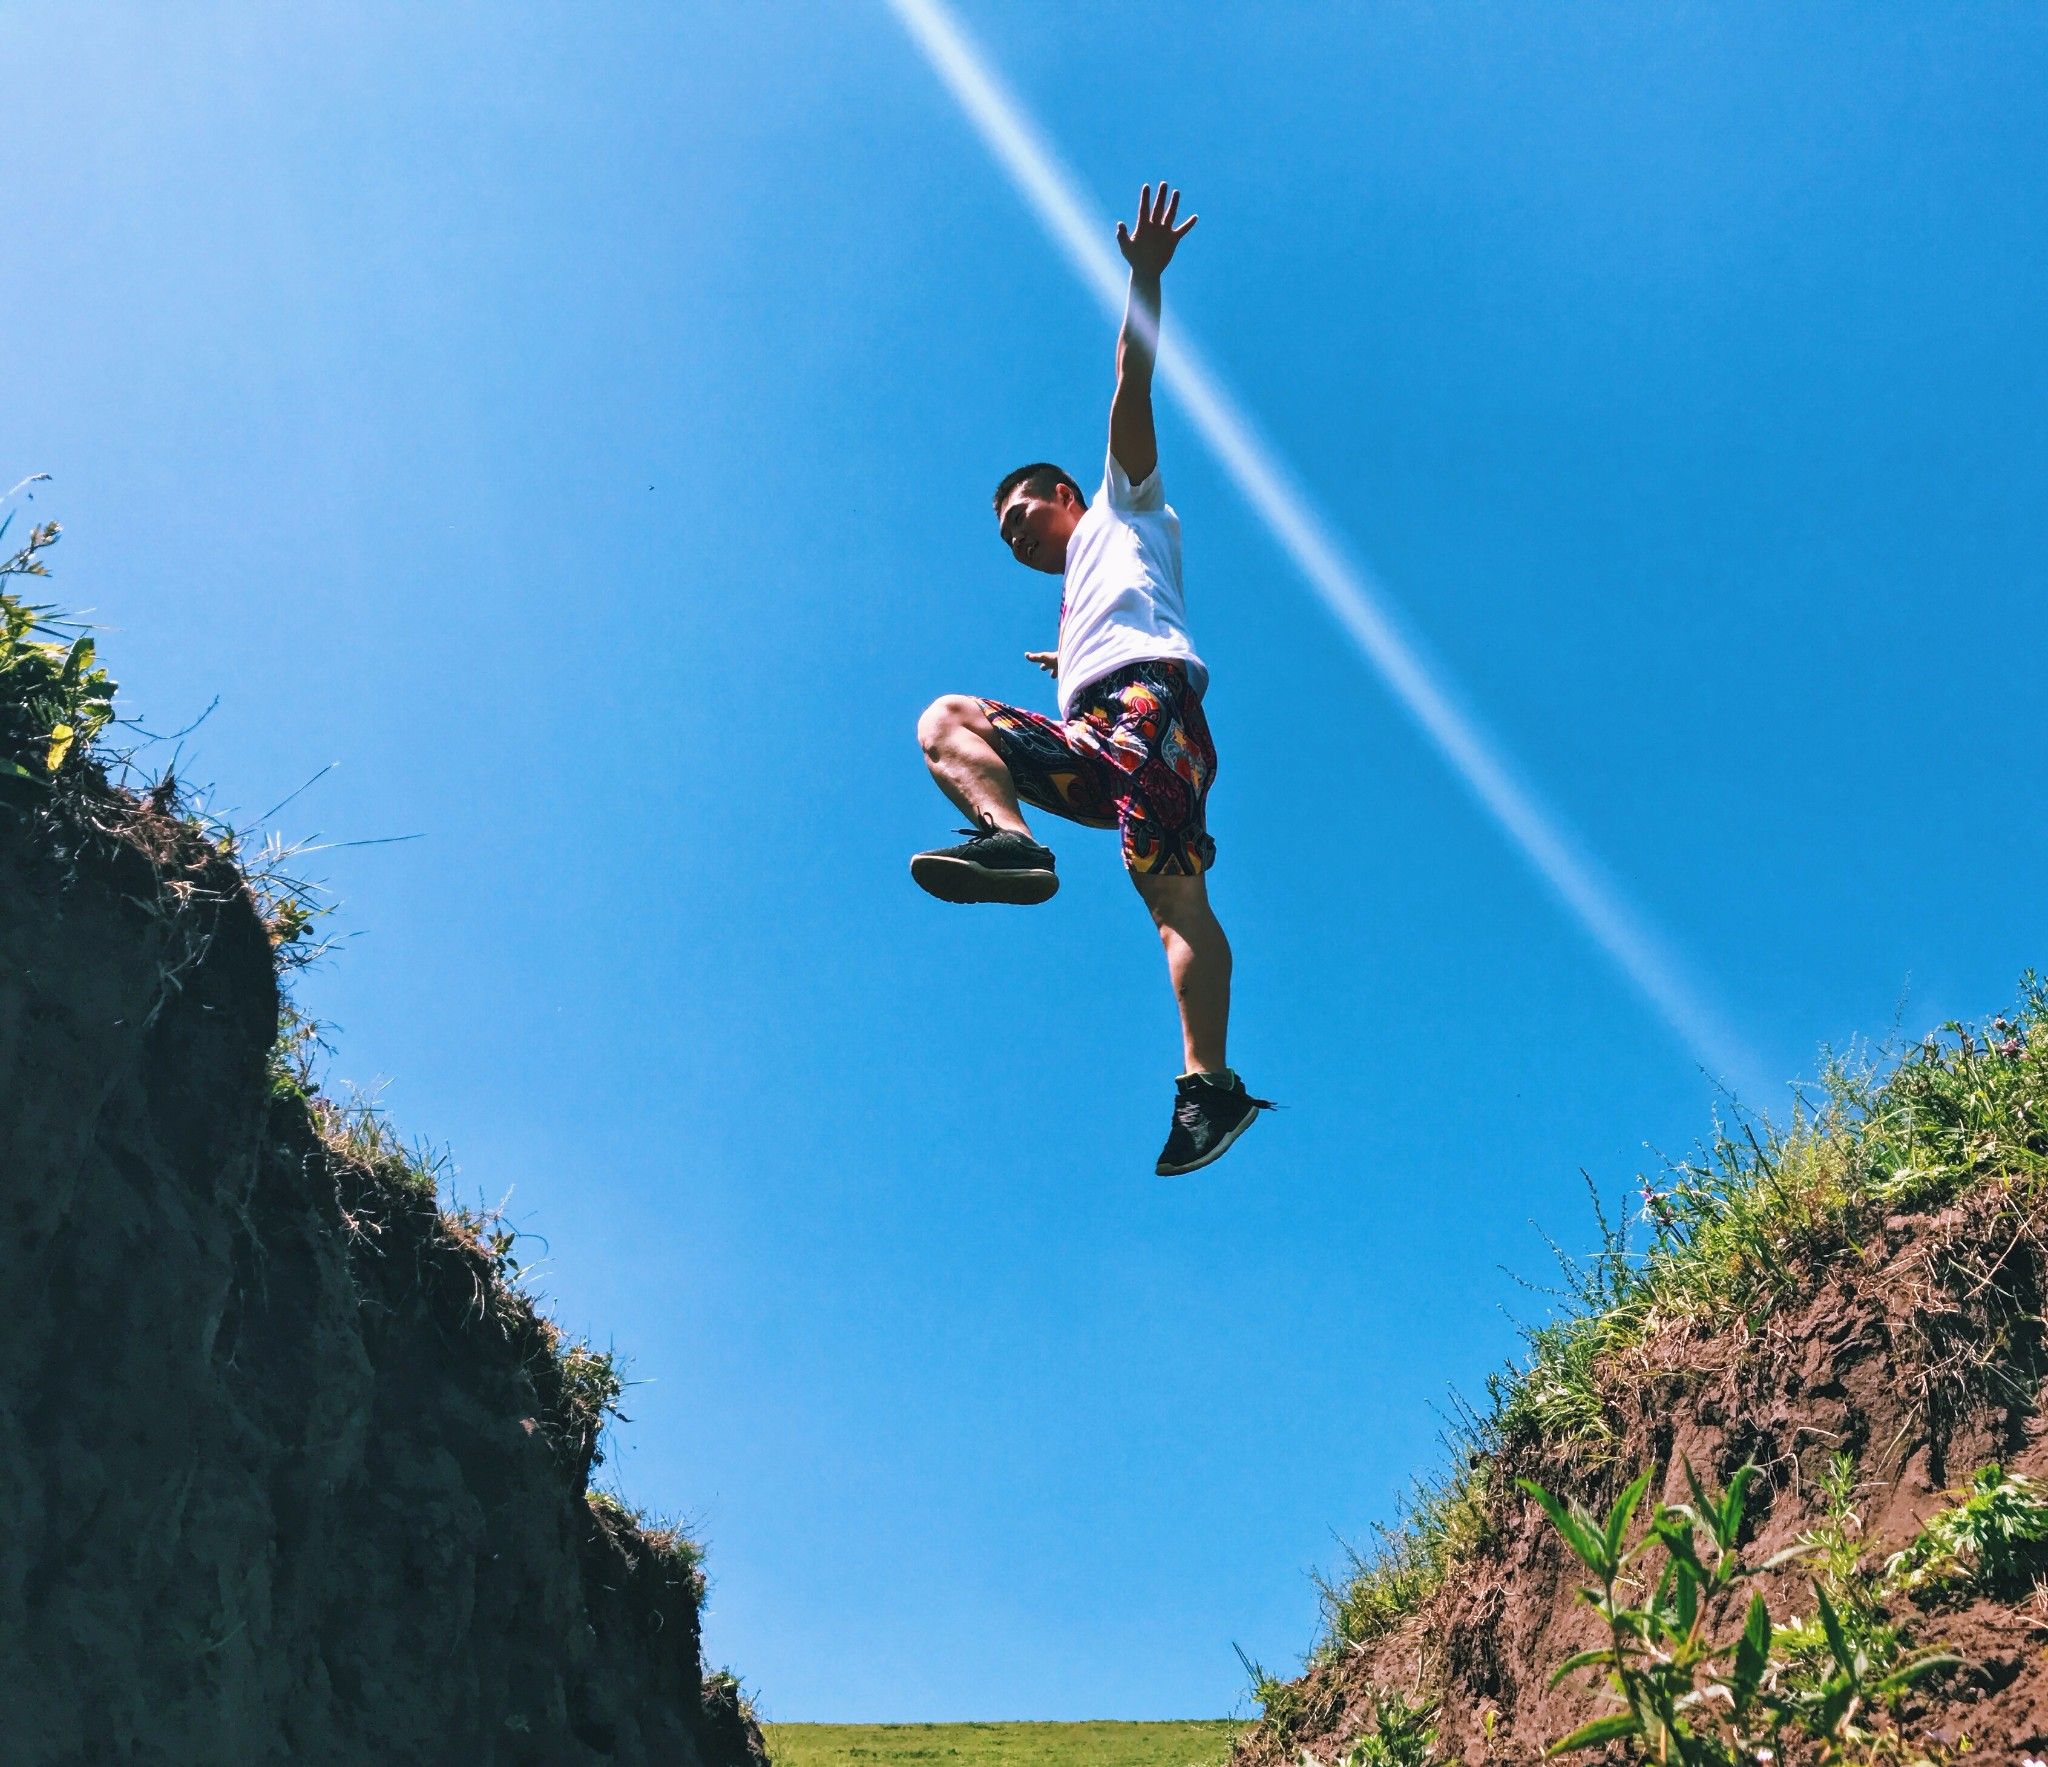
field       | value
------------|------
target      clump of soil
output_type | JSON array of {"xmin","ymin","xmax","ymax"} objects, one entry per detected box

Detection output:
[
  {"xmin": 0, "ymin": 773, "xmax": 765, "ymax": 1767},
  {"xmin": 1232, "ymin": 1182, "xmax": 2048, "ymax": 1764}
]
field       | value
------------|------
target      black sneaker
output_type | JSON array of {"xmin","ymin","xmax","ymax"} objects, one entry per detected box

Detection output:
[
  {"xmin": 1154, "ymin": 1072, "xmax": 1275, "ymax": 1175},
  {"xmin": 910, "ymin": 822, "xmax": 1059, "ymax": 905}
]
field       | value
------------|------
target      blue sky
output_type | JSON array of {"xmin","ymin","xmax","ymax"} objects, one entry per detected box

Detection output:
[{"xmin": 10, "ymin": 0, "xmax": 2046, "ymax": 1724}]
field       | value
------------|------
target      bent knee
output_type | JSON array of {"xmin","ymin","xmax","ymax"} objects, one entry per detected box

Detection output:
[
  {"xmin": 1132, "ymin": 866, "xmax": 1210, "ymax": 921},
  {"xmin": 917, "ymin": 693, "xmax": 984, "ymax": 755}
]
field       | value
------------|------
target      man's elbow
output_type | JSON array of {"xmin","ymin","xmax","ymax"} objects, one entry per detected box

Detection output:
[{"xmin": 1109, "ymin": 431, "xmax": 1158, "ymax": 486}]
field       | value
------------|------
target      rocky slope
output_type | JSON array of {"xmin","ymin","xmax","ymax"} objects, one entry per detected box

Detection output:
[{"xmin": 0, "ymin": 726, "xmax": 763, "ymax": 1761}]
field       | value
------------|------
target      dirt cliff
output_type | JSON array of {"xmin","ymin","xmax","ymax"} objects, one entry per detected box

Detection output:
[
  {"xmin": 1233, "ymin": 1017, "xmax": 2048, "ymax": 1766},
  {"xmin": 0, "ymin": 727, "xmax": 764, "ymax": 1759}
]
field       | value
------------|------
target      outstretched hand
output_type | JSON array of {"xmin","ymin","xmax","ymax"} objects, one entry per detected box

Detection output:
[
  {"xmin": 1116, "ymin": 182, "xmax": 1197, "ymax": 277},
  {"xmin": 1025, "ymin": 650, "xmax": 1058, "ymax": 677}
]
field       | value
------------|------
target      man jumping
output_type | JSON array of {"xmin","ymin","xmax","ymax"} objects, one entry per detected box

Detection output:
[{"xmin": 910, "ymin": 181, "xmax": 1272, "ymax": 1177}]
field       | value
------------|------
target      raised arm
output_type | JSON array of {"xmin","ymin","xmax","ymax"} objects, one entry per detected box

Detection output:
[{"xmin": 1108, "ymin": 181, "xmax": 1197, "ymax": 487}]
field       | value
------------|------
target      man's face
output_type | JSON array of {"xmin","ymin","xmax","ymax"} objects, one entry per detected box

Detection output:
[{"xmin": 995, "ymin": 481, "xmax": 1082, "ymax": 575}]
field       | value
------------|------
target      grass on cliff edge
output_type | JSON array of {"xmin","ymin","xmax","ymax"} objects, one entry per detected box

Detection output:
[
  {"xmin": 1305, "ymin": 977, "xmax": 2048, "ymax": 1669},
  {"xmin": 763, "ymin": 1721, "xmax": 1242, "ymax": 1767}
]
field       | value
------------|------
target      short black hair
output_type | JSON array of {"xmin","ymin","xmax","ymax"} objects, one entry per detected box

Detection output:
[{"xmin": 992, "ymin": 462, "xmax": 1085, "ymax": 512}]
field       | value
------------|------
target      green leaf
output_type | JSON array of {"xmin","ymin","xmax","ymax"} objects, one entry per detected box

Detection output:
[
  {"xmin": 1814, "ymin": 1585, "xmax": 1854, "ymax": 1674},
  {"xmin": 1873, "ymin": 1651, "xmax": 1962, "ymax": 1695},
  {"xmin": 45, "ymin": 722, "xmax": 75, "ymax": 772},
  {"xmin": 1522, "ymin": 1478, "xmax": 1611, "ymax": 1576},
  {"xmin": 1546, "ymin": 1648, "xmax": 1615, "ymax": 1688},
  {"xmin": 0, "ymin": 756, "xmax": 39, "ymax": 780},
  {"xmin": 1729, "ymin": 1592, "xmax": 1771, "ymax": 1714},
  {"xmin": 1719, "ymin": 1464, "xmax": 1757, "ymax": 1550},
  {"xmin": 1760, "ymin": 1540, "xmax": 1819, "ymax": 1570},
  {"xmin": 1544, "ymin": 1712, "xmax": 1641, "ymax": 1756},
  {"xmin": 1812, "ymin": 1676, "xmax": 1855, "ymax": 1736},
  {"xmin": 1604, "ymin": 1466, "xmax": 1655, "ymax": 1563},
  {"xmin": 59, "ymin": 635, "xmax": 93, "ymax": 683},
  {"xmin": 1682, "ymin": 1457, "xmax": 1715, "ymax": 1526},
  {"xmin": 1654, "ymin": 1514, "xmax": 1709, "ymax": 1583}
]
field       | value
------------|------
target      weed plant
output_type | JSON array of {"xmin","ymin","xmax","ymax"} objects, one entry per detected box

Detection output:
[
  {"xmin": 1326, "ymin": 1691, "xmax": 1440, "ymax": 1767},
  {"xmin": 1773, "ymin": 1454, "xmax": 1909, "ymax": 1690},
  {"xmin": 1526, "ymin": 1462, "xmax": 1955, "ymax": 1764},
  {"xmin": 1886, "ymin": 1465, "xmax": 2048, "ymax": 1598},
  {"xmin": 1, "ymin": 514, "xmax": 114, "ymax": 778}
]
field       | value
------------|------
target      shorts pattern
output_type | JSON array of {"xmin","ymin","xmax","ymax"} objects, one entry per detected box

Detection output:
[{"xmin": 979, "ymin": 659, "xmax": 1217, "ymax": 875}]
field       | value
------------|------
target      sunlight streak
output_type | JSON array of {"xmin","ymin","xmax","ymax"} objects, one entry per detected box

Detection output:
[{"xmin": 884, "ymin": 0, "xmax": 1761, "ymax": 1093}]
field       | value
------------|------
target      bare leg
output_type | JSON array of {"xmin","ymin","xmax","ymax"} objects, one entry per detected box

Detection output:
[
  {"xmin": 917, "ymin": 695, "xmax": 1034, "ymax": 836},
  {"xmin": 1130, "ymin": 869, "xmax": 1232, "ymax": 1074}
]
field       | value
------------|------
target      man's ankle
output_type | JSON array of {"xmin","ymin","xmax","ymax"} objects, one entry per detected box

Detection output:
[{"xmin": 1180, "ymin": 1066, "xmax": 1238, "ymax": 1089}]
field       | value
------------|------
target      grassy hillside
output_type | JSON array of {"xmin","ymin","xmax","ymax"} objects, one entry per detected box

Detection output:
[
  {"xmin": 765, "ymin": 1721, "xmax": 1242, "ymax": 1767},
  {"xmin": 1232, "ymin": 982, "xmax": 2048, "ymax": 1763}
]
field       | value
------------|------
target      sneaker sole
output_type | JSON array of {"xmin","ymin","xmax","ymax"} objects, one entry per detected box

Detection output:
[
  {"xmin": 1155, "ymin": 1105, "xmax": 1263, "ymax": 1177},
  {"xmin": 910, "ymin": 853, "xmax": 1059, "ymax": 906}
]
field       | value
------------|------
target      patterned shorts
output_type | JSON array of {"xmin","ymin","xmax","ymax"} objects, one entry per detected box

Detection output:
[{"xmin": 979, "ymin": 659, "xmax": 1217, "ymax": 875}]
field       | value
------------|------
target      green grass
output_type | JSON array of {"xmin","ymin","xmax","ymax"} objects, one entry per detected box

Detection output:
[
  {"xmin": 1492, "ymin": 981, "xmax": 2048, "ymax": 1456},
  {"xmin": 762, "ymin": 1720, "xmax": 1243, "ymax": 1767}
]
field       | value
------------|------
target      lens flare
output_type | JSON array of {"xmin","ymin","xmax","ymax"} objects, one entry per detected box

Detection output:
[{"xmin": 884, "ymin": 0, "xmax": 1759, "ymax": 1093}]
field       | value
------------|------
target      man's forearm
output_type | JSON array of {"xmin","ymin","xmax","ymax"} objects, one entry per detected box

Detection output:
[
  {"xmin": 1117, "ymin": 268, "xmax": 1163, "ymax": 386},
  {"xmin": 1109, "ymin": 269, "xmax": 1163, "ymax": 482}
]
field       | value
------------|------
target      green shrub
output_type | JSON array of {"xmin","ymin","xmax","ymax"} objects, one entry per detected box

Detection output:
[
  {"xmin": 1330, "ymin": 1691, "xmax": 1439, "ymax": 1767},
  {"xmin": 2, "ymin": 517, "xmax": 116, "ymax": 778},
  {"xmin": 1886, "ymin": 1465, "xmax": 2048, "ymax": 1597},
  {"xmin": 1774, "ymin": 1454, "xmax": 1908, "ymax": 1681},
  {"xmin": 1527, "ymin": 1461, "xmax": 1955, "ymax": 1764}
]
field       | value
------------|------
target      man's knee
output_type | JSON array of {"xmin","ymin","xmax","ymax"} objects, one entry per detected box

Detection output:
[
  {"xmin": 1131, "ymin": 866, "xmax": 1208, "ymax": 926},
  {"xmin": 918, "ymin": 694, "xmax": 983, "ymax": 758}
]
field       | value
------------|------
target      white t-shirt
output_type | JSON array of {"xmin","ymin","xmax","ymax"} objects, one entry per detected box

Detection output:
[{"xmin": 1055, "ymin": 449, "xmax": 1207, "ymax": 719}]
